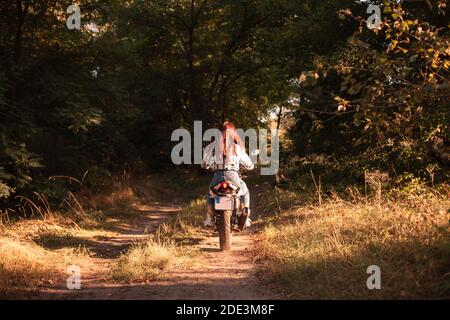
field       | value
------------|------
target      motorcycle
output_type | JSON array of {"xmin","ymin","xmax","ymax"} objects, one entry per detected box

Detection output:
[{"xmin": 208, "ymin": 178, "xmax": 249, "ymax": 251}]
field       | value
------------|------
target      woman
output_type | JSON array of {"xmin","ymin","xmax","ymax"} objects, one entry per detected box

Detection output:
[{"xmin": 201, "ymin": 121, "xmax": 254, "ymax": 228}]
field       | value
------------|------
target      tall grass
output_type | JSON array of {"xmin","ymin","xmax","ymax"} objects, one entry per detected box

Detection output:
[
  {"xmin": 256, "ymin": 184, "xmax": 450, "ymax": 299},
  {"xmin": 0, "ymin": 172, "xmax": 168, "ymax": 296},
  {"xmin": 0, "ymin": 235, "xmax": 90, "ymax": 298},
  {"xmin": 113, "ymin": 236, "xmax": 176, "ymax": 282},
  {"xmin": 0, "ymin": 170, "xmax": 212, "ymax": 297},
  {"xmin": 157, "ymin": 197, "xmax": 208, "ymax": 244}
]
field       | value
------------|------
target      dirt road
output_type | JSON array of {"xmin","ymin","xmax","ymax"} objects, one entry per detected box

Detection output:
[{"xmin": 39, "ymin": 201, "xmax": 276, "ymax": 300}]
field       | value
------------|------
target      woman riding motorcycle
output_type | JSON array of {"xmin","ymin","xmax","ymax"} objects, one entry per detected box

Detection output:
[{"xmin": 201, "ymin": 121, "xmax": 254, "ymax": 228}]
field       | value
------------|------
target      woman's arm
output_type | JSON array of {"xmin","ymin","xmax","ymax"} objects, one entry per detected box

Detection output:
[
  {"xmin": 202, "ymin": 143, "xmax": 215, "ymax": 170},
  {"xmin": 236, "ymin": 145, "xmax": 254, "ymax": 171}
]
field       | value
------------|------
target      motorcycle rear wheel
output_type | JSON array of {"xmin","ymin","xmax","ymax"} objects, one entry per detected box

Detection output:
[{"xmin": 218, "ymin": 210, "xmax": 231, "ymax": 251}]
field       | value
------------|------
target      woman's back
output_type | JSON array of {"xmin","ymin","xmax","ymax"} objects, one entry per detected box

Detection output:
[{"xmin": 202, "ymin": 142, "xmax": 253, "ymax": 171}]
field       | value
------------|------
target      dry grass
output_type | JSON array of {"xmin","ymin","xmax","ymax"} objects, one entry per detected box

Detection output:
[
  {"xmin": 0, "ymin": 192, "xmax": 119, "ymax": 298},
  {"xmin": 111, "ymin": 192, "xmax": 212, "ymax": 284},
  {"xmin": 111, "ymin": 186, "xmax": 215, "ymax": 284},
  {"xmin": 0, "ymin": 171, "xmax": 209, "ymax": 297},
  {"xmin": 113, "ymin": 236, "xmax": 176, "ymax": 282},
  {"xmin": 0, "ymin": 210, "xmax": 114, "ymax": 298},
  {"xmin": 112, "ymin": 196, "xmax": 208, "ymax": 283},
  {"xmin": 111, "ymin": 196, "xmax": 209, "ymax": 283},
  {"xmin": 256, "ymin": 186, "xmax": 450, "ymax": 299},
  {"xmin": 0, "ymin": 237, "xmax": 59, "ymax": 293},
  {"xmin": 0, "ymin": 234, "xmax": 90, "ymax": 298},
  {"xmin": 87, "ymin": 184, "xmax": 135, "ymax": 210},
  {"xmin": 157, "ymin": 197, "xmax": 209, "ymax": 244},
  {"xmin": 0, "ymin": 173, "xmax": 153, "ymax": 297}
]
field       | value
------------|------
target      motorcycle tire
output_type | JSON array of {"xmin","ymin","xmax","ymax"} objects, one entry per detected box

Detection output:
[{"xmin": 218, "ymin": 210, "xmax": 231, "ymax": 251}]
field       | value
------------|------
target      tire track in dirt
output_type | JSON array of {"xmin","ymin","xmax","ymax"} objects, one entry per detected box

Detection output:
[
  {"xmin": 39, "ymin": 201, "xmax": 276, "ymax": 300},
  {"xmin": 107, "ymin": 231, "xmax": 276, "ymax": 300}
]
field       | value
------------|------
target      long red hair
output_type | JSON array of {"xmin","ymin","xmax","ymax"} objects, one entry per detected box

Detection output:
[{"xmin": 220, "ymin": 121, "xmax": 242, "ymax": 157}]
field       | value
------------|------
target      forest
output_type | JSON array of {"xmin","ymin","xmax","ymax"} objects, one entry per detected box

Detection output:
[{"xmin": 0, "ymin": 0, "xmax": 449, "ymax": 300}]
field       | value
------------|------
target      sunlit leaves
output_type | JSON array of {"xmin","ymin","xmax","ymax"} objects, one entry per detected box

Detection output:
[{"xmin": 291, "ymin": 0, "xmax": 449, "ymax": 177}]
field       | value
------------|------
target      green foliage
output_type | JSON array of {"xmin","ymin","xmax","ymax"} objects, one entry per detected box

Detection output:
[
  {"xmin": 0, "ymin": 0, "xmax": 447, "ymax": 205},
  {"xmin": 287, "ymin": 0, "xmax": 449, "ymax": 185},
  {"xmin": 0, "ymin": 0, "xmax": 139, "ymax": 203}
]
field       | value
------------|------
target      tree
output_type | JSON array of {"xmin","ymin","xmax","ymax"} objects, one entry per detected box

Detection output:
[{"xmin": 290, "ymin": 0, "xmax": 449, "ymax": 182}]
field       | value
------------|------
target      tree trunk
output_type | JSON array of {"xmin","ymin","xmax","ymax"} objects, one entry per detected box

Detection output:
[{"xmin": 14, "ymin": 0, "xmax": 25, "ymax": 65}]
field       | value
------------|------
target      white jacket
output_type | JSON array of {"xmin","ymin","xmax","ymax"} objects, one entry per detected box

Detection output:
[{"xmin": 202, "ymin": 142, "xmax": 254, "ymax": 171}]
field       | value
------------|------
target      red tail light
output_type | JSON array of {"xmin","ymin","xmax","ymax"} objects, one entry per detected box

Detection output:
[{"xmin": 219, "ymin": 182, "xmax": 229, "ymax": 189}]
